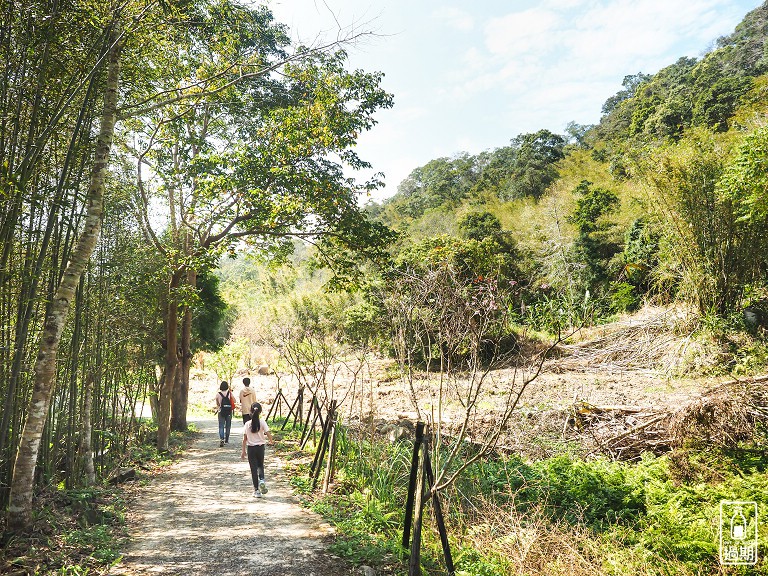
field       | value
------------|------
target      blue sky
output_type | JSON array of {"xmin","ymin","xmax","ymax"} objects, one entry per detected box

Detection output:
[{"xmin": 269, "ymin": 0, "xmax": 763, "ymax": 201}]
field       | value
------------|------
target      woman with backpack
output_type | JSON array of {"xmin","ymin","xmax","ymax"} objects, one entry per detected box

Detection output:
[
  {"xmin": 241, "ymin": 402, "xmax": 274, "ymax": 498},
  {"xmin": 215, "ymin": 381, "xmax": 236, "ymax": 447}
]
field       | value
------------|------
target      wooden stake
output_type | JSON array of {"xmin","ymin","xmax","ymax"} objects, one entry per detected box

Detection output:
[
  {"xmin": 322, "ymin": 408, "xmax": 338, "ymax": 493},
  {"xmin": 311, "ymin": 401, "xmax": 337, "ymax": 488},
  {"xmin": 408, "ymin": 438, "xmax": 426, "ymax": 576},
  {"xmin": 403, "ymin": 421, "xmax": 425, "ymax": 549},
  {"xmin": 281, "ymin": 386, "xmax": 303, "ymax": 430},
  {"xmin": 266, "ymin": 388, "xmax": 288, "ymax": 421},
  {"xmin": 424, "ymin": 445, "xmax": 454, "ymax": 575}
]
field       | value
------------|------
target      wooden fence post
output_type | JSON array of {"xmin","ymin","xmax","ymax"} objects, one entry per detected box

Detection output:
[
  {"xmin": 281, "ymin": 385, "xmax": 304, "ymax": 430},
  {"xmin": 401, "ymin": 422, "xmax": 454, "ymax": 576},
  {"xmin": 322, "ymin": 407, "xmax": 339, "ymax": 493},
  {"xmin": 402, "ymin": 421, "xmax": 425, "ymax": 549},
  {"xmin": 408, "ymin": 433, "xmax": 426, "ymax": 576},
  {"xmin": 266, "ymin": 388, "xmax": 289, "ymax": 422},
  {"xmin": 300, "ymin": 397, "xmax": 322, "ymax": 449},
  {"xmin": 423, "ymin": 441, "xmax": 454, "ymax": 575},
  {"xmin": 309, "ymin": 407, "xmax": 332, "ymax": 477},
  {"xmin": 295, "ymin": 384, "xmax": 304, "ymax": 426},
  {"xmin": 310, "ymin": 400, "xmax": 337, "ymax": 489}
]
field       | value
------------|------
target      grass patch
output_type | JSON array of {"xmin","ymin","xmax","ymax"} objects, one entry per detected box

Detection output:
[{"xmin": 280, "ymin": 423, "xmax": 768, "ymax": 575}]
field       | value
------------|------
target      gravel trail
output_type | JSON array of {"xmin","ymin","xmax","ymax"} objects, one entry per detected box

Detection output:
[{"xmin": 109, "ymin": 417, "xmax": 353, "ymax": 576}]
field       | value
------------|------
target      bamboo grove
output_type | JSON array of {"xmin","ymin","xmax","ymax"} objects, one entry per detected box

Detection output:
[{"xmin": 0, "ymin": 0, "xmax": 393, "ymax": 531}]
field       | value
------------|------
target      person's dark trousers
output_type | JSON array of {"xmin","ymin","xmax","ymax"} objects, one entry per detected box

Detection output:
[
  {"xmin": 218, "ymin": 411, "xmax": 232, "ymax": 442},
  {"xmin": 247, "ymin": 444, "xmax": 266, "ymax": 489},
  {"xmin": 242, "ymin": 414, "xmax": 252, "ymax": 424}
]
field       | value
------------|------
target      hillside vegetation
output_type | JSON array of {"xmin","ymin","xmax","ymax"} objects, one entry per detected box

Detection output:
[
  {"xmin": 362, "ymin": 1, "xmax": 768, "ymax": 349},
  {"xmin": 215, "ymin": 2, "xmax": 768, "ymax": 402},
  {"xmin": 3, "ymin": 2, "xmax": 768, "ymax": 575}
]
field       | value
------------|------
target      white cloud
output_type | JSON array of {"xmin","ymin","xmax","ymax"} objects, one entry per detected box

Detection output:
[
  {"xmin": 484, "ymin": 8, "xmax": 562, "ymax": 56},
  {"xmin": 432, "ymin": 6, "xmax": 474, "ymax": 31},
  {"xmin": 541, "ymin": 0, "xmax": 590, "ymax": 9},
  {"xmin": 443, "ymin": 0, "xmax": 751, "ymax": 126},
  {"xmin": 266, "ymin": 0, "xmax": 761, "ymax": 198}
]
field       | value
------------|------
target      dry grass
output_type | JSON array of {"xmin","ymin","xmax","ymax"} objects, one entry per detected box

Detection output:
[
  {"xmin": 462, "ymin": 497, "xmax": 602, "ymax": 575},
  {"xmin": 452, "ymin": 493, "xmax": 707, "ymax": 576},
  {"xmin": 668, "ymin": 377, "xmax": 768, "ymax": 449},
  {"xmin": 552, "ymin": 305, "xmax": 698, "ymax": 376}
]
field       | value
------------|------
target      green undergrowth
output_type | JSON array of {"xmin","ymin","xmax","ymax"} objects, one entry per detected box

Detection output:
[
  {"xmin": 281, "ymin": 423, "xmax": 768, "ymax": 575},
  {"xmin": 279, "ymin": 424, "xmax": 412, "ymax": 567},
  {"xmin": 0, "ymin": 422, "xmax": 198, "ymax": 575}
]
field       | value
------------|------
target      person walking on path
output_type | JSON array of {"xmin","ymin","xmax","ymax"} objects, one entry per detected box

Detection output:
[
  {"xmin": 215, "ymin": 381, "xmax": 237, "ymax": 447},
  {"xmin": 241, "ymin": 402, "xmax": 274, "ymax": 498},
  {"xmin": 239, "ymin": 377, "xmax": 257, "ymax": 423},
  {"xmin": 108, "ymin": 415, "xmax": 353, "ymax": 575}
]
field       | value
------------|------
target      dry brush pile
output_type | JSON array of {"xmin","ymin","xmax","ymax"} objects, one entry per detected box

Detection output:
[
  {"xmin": 553, "ymin": 306, "xmax": 696, "ymax": 376},
  {"xmin": 563, "ymin": 376, "xmax": 768, "ymax": 462}
]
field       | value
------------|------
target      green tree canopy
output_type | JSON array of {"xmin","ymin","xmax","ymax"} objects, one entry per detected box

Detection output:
[
  {"xmin": 568, "ymin": 180, "xmax": 621, "ymax": 295},
  {"xmin": 458, "ymin": 211, "xmax": 502, "ymax": 241},
  {"xmin": 601, "ymin": 72, "xmax": 652, "ymax": 115},
  {"xmin": 502, "ymin": 129, "xmax": 566, "ymax": 200}
]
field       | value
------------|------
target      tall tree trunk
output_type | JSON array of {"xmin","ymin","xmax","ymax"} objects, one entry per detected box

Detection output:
[
  {"xmin": 0, "ymin": 67, "xmax": 100, "ymax": 458},
  {"xmin": 170, "ymin": 366, "xmax": 185, "ymax": 431},
  {"xmin": 77, "ymin": 373, "xmax": 95, "ymax": 487},
  {"xmin": 171, "ymin": 269, "xmax": 195, "ymax": 432},
  {"xmin": 150, "ymin": 368, "xmax": 162, "ymax": 422},
  {"xmin": 157, "ymin": 270, "xmax": 181, "ymax": 451},
  {"xmin": 6, "ymin": 31, "xmax": 122, "ymax": 532}
]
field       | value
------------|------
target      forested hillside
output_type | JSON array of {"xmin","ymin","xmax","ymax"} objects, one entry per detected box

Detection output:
[
  {"xmin": 3, "ymin": 1, "xmax": 768, "ymax": 575},
  {"xmin": 368, "ymin": 0, "xmax": 768, "ymax": 335}
]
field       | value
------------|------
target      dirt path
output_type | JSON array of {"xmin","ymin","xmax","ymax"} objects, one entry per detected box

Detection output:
[{"xmin": 109, "ymin": 417, "xmax": 353, "ymax": 576}]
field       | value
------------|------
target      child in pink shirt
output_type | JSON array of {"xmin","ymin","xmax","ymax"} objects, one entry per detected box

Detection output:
[{"xmin": 241, "ymin": 402, "xmax": 274, "ymax": 497}]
